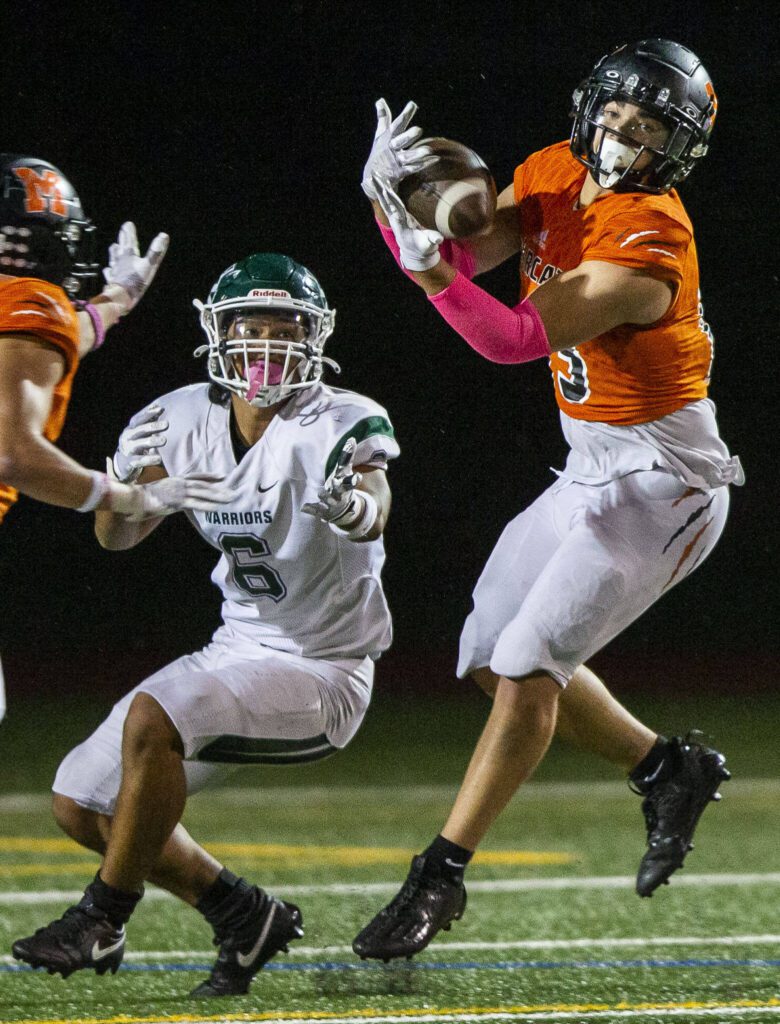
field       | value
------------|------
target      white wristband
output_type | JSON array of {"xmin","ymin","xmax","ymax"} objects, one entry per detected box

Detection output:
[
  {"xmin": 76, "ymin": 471, "xmax": 111, "ymax": 512},
  {"xmin": 337, "ymin": 490, "xmax": 379, "ymax": 540}
]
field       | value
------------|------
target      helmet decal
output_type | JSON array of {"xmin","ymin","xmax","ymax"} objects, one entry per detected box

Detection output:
[
  {"xmin": 11, "ymin": 167, "xmax": 68, "ymax": 217},
  {"xmin": 704, "ymin": 81, "xmax": 718, "ymax": 128}
]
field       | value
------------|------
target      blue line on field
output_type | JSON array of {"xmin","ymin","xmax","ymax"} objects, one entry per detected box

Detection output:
[{"xmin": 3, "ymin": 957, "xmax": 780, "ymax": 974}]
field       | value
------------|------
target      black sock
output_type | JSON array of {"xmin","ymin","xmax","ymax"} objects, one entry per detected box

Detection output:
[
  {"xmin": 196, "ymin": 868, "xmax": 264, "ymax": 937},
  {"xmin": 85, "ymin": 872, "xmax": 143, "ymax": 926},
  {"xmin": 629, "ymin": 735, "xmax": 670, "ymax": 784},
  {"xmin": 421, "ymin": 834, "xmax": 473, "ymax": 884}
]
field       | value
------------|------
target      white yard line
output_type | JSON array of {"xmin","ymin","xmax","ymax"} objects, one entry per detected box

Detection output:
[
  {"xmin": 2, "ymin": 872, "xmax": 780, "ymax": 905},
  {"xmin": 249, "ymin": 1010, "xmax": 780, "ymax": 1022},
  {"xmin": 249, "ymin": 1011, "xmax": 780, "ymax": 1022},
  {"xmin": 60, "ymin": 1007, "xmax": 780, "ymax": 1023}
]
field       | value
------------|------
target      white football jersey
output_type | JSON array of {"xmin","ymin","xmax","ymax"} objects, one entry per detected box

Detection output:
[{"xmin": 128, "ymin": 382, "xmax": 399, "ymax": 660}]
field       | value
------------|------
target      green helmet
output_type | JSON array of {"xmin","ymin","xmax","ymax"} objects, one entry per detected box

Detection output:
[{"xmin": 194, "ymin": 253, "xmax": 338, "ymax": 407}]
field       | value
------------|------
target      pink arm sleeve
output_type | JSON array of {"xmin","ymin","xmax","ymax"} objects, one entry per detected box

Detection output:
[
  {"xmin": 428, "ymin": 272, "xmax": 551, "ymax": 364},
  {"xmin": 377, "ymin": 220, "xmax": 476, "ymax": 280}
]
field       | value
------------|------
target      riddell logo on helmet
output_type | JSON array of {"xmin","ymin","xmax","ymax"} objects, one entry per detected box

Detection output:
[
  {"xmin": 11, "ymin": 167, "xmax": 67, "ymax": 217},
  {"xmin": 248, "ymin": 288, "xmax": 292, "ymax": 298}
]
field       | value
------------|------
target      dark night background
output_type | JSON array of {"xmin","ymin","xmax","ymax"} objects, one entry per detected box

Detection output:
[{"xmin": 0, "ymin": 1, "xmax": 776, "ymax": 715}]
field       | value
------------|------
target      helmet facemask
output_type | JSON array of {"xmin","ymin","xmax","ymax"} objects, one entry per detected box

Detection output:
[
  {"xmin": 572, "ymin": 87, "xmax": 683, "ymax": 193},
  {"xmin": 194, "ymin": 293, "xmax": 338, "ymax": 408}
]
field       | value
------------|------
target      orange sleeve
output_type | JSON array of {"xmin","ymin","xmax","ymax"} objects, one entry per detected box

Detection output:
[
  {"xmin": 582, "ymin": 209, "xmax": 691, "ymax": 290},
  {"xmin": 0, "ymin": 278, "xmax": 80, "ymax": 374}
]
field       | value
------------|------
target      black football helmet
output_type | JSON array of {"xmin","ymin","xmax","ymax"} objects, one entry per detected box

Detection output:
[
  {"xmin": 0, "ymin": 154, "xmax": 99, "ymax": 296},
  {"xmin": 570, "ymin": 40, "xmax": 718, "ymax": 193}
]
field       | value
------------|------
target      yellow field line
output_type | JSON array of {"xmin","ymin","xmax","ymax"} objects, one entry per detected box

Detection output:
[
  {"xmin": 0, "ymin": 838, "xmax": 86, "ymax": 852},
  {"xmin": 0, "ymin": 837, "xmax": 575, "ymax": 867},
  {"xmin": 7, "ymin": 997, "xmax": 780, "ymax": 1024},
  {"xmin": 0, "ymin": 862, "xmax": 99, "ymax": 876}
]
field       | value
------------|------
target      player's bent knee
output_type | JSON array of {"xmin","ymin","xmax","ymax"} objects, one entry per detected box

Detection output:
[
  {"xmin": 494, "ymin": 672, "xmax": 560, "ymax": 726},
  {"xmin": 123, "ymin": 692, "xmax": 184, "ymax": 759},
  {"xmin": 51, "ymin": 794, "xmax": 106, "ymax": 852}
]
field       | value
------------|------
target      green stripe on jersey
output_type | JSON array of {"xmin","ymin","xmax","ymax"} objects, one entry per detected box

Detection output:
[
  {"xmin": 196, "ymin": 732, "xmax": 336, "ymax": 764},
  {"xmin": 325, "ymin": 416, "xmax": 395, "ymax": 477}
]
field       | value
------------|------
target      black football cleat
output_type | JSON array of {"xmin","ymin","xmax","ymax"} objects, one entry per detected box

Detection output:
[
  {"xmin": 633, "ymin": 731, "xmax": 730, "ymax": 897},
  {"xmin": 12, "ymin": 904, "xmax": 125, "ymax": 978},
  {"xmin": 352, "ymin": 854, "xmax": 466, "ymax": 961},
  {"xmin": 189, "ymin": 891, "xmax": 303, "ymax": 997}
]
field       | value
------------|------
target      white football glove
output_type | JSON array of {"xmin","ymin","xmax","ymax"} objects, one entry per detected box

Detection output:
[
  {"xmin": 373, "ymin": 175, "xmax": 443, "ymax": 271},
  {"xmin": 102, "ymin": 221, "xmax": 170, "ymax": 313},
  {"xmin": 112, "ymin": 405, "xmax": 168, "ymax": 483},
  {"xmin": 109, "ymin": 474, "xmax": 233, "ymax": 521},
  {"xmin": 361, "ymin": 98, "xmax": 437, "ymax": 200},
  {"xmin": 301, "ymin": 437, "xmax": 364, "ymax": 526}
]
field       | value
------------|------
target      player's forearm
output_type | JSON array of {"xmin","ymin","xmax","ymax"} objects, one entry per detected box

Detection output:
[
  {"xmin": 350, "ymin": 470, "xmax": 391, "ymax": 543},
  {"xmin": 94, "ymin": 463, "xmax": 168, "ymax": 548},
  {"xmin": 426, "ymin": 272, "xmax": 552, "ymax": 363},
  {"xmin": 94, "ymin": 507, "xmax": 161, "ymax": 550},
  {"xmin": 75, "ymin": 285, "xmax": 132, "ymax": 358},
  {"xmin": 409, "ymin": 260, "xmax": 458, "ymax": 295},
  {"xmin": 0, "ymin": 429, "xmax": 98, "ymax": 509}
]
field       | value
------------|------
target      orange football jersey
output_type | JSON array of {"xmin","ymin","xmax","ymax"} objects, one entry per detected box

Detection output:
[
  {"xmin": 514, "ymin": 141, "xmax": 713, "ymax": 425},
  {"xmin": 0, "ymin": 278, "xmax": 80, "ymax": 522}
]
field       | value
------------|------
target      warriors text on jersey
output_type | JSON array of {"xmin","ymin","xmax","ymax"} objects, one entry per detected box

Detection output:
[
  {"xmin": 135, "ymin": 381, "xmax": 399, "ymax": 660},
  {"xmin": 0, "ymin": 278, "xmax": 80, "ymax": 523},
  {"xmin": 514, "ymin": 141, "xmax": 712, "ymax": 425}
]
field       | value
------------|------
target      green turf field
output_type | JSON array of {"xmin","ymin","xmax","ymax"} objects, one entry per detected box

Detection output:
[{"xmin": 1, "ymin": 693, "xmax": 778, "ymax": 1023}]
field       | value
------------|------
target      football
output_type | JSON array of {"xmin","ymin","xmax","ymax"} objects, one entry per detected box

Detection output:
[{"xmin": 397, "ymin": 137, "xmax": 497, "ymax": 239}]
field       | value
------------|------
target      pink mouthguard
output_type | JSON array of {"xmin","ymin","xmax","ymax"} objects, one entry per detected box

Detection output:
[{"xmin": 246, "ymin": 360, "xmax": 285, "ymax": 401}]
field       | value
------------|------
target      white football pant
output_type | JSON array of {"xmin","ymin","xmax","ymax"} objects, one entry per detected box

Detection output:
[
  {"xmin": 458, "ymin": 469, "xmax": 730, "ymax": 687},
  {"xmin": 53, "ymin": 625, "xmax": 373, "ymax": 815}
]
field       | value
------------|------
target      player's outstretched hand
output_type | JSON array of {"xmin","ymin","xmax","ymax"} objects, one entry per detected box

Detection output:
[
  {"xmin": 373, "ymin": 175, "xmax": 443, "ymax": 271},
  {"xmin": 302, "ymin": 437, "xmax": 364, "ymax": 525},
  {"xmin": 111, "ymin": 474, "xmax": 233, "ymax": 521},
  {"xmin": 361, "ymin": 98, "xmax": 437, "ymax": 200},
  {"xmin": 102, "ymin": 221, "xmax": 169, "ymax": 313},
  {"xmin": 112, "ymin": 405, "xmax": 168, "ymax": 483}
]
